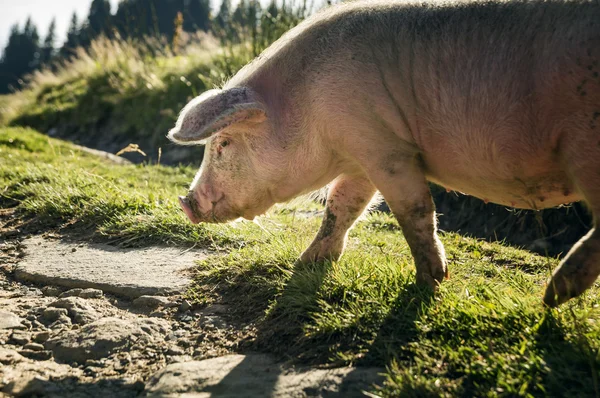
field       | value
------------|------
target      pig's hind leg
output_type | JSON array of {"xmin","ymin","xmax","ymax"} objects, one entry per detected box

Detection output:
[
  {"xmin": 544, "ymin": 141, "xmax": 600, "ymax": 306},
  {"xmin": 300, "ymin": 174, "xmax": 376, "ymax": 263}
]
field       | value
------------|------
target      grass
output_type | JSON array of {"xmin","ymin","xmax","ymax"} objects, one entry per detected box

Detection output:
[
  {"xmin": 0, "ymin": 6, "xmax": 305, "ymax": 164},
  {"xmin": 0, "ymin": 35, "xmax": 234, "ymax": 155},
  {"xmin": 0, "ymin": 126, "xmax": 261, "ymax": 247},
  {"xmin": 2, "ymin": 126, "xmax": 600, "ymax": 397}
]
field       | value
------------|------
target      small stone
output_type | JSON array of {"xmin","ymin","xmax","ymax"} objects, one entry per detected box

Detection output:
[
  {"xmin": 48, "ymin": 315, "xmax": 72, "ymax": 329},
  {"xmin": 46, "ymin": 317, "xmax": 169, "ymax": 363},
  {"xmin": 133, "ymin": 295, "xmax": 172, "ymax": 310},
  {"xmin": 79, "ymin": 288, "xmax": 103, "ymax": 299},
  {"xmin": 27, "ymin": 287, "xmax": 42, "ymax": 296},
  {"xmin": 201, "ymin": 304, "xmax": 229, "ymax": 315},
  {"xmin": 0, "ymin": 311, "xmax": 24, "ymax": 330},
  {"xmin": 179, "ymin": 300, "xmax": 192, "ymax": 312},
  {"xmin": 173, "ymin": 329, "xmax": 188, "ymax": 338},
  {"xmin": 32, "ymin": 320, "xmax": 46, "ymax": 330},
  {"xmin": 34, "ymin": 331, "xmax": 50, "ymax": 343},
  {"xmin": 26, "ymin": 314, "xmax": 37, "ymax": 321},
  {"xmin": 167, "ymin": 355, "xmax": 193, "ymax": 364},
  {"xmin": 84, "ymin": 366, "xmax": 99, "ymax": 377},
  {"xmin": 17, "ymin": 349, "xmax": 52, "ymax": 360},
  {"xmin": 165, "ymin": 333, "xmax": 177, "ymax": 341},
  {"xmin": 0, "ymin": 348, "xmax": 24, "ymax": 365},
  {"xmin": 85, "ymin": 359, "xmax": 105, "ymax": 367},
  {"xmin": 138, "ymin": 318, "xmax": 171, "ymax": 336},
  {"xmin": 166, "ymin": 346, "xmax": 185, "ymax": 356},
  {"xmin": 42, "ymin": 307, "xmax": 68, "ymax": 322},
  {"xmin": 23, "ymin": 342, "xmax": 45, "ymax": 351},
  {"xmin": 179, "ymin": 314, "xmax": 194, "ymax": 323},
  {"xmin": 10, "ymin": 331, "xmax": 31, "ymax": 345},
  {"xmin": 177, "ymin": 339, "xmax": 192, "ymax": 348},
  {"xmin": 59, "ymin": 288, "xmax": 83, "ymax": 298},
  {"xmin": 200, "ymin": 315, "xmax": 226, "ymax": 329},
  {"xmin": 150, "ymin": 310, "xmax": 168, "ymax": 318},
  {"xmin": 41, "ymin": 286, "xmax": 62, "ymax": 297},
  {"xmin": 4, "ymin": 375, "xmax": 54, "ymax": 397},
  {"xmin": 49, "ymin": 297, "xmax": 98, "ymax": 324}
]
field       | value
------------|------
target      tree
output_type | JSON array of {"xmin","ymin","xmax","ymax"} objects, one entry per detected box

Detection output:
[
  {"xmin": 41, "ymin": 18, "xmax": 56, "ymax": 65},
  {"xmin": 60, "ymin": 12, "xmax": 81, "ymax": 59},
  {"xmin": 232, "ymin": 0, "xmax": 249, "ymax": 28},
  {"xmin": 215, "ymin": 0, "xmax": 232, "ymax": 31},
  {"xmin": 88, "ymin": 0, "xmax": 113, "ymax": 39},
  {"xmin": 0, "ymin": 25, "xmax": 23, "ymax": 93},
  {"xmin": 0, "ymin": 19, "xmax": 41, "ymax": 93},
  {"xmin": 113, "ymin": 0, "xmax": 209, "ymax": 41},
  {"xmin": 185, "ymin": 0, "xmax": 211, "ymax": 32},
  {"xmin": 22, "ymin": 17, "xmax": 41, "ymax": 71}
]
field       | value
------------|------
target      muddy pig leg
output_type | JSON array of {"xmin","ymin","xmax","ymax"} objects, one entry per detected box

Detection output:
[
  {"xmin": 544, "ymin": 227, "xmax": 600, "ymax": 307},
  {"xmin": 544, "ymin": 138, "xmax": 600, "ymax": 306},
  {"xmin": 365, "ymin": 156, "xmax": 448, "ymax": 288},
  {"xmin": 300, "ymin": 174, "xmax": 376, "ymax": 263}
]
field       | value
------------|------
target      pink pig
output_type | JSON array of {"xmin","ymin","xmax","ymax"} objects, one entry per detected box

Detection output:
[{"xmin": 170, "ymin": 0, "xmax": 600, "ymax": 306}]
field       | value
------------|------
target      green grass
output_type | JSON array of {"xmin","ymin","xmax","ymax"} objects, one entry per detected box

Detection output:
[
  {"xmin": 0, "ymin": 126, "xmax": 262, "ymax": 247},
  {"xmin": 0, "ymin": 36, "xmax": 258, "ymax": 165},
  {"xmin": 2, "ymin": 127, "xmax": 600, "ymax": 397}
]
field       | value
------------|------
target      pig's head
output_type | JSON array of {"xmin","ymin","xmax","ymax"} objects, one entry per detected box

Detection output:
[{"xmin": 168, "ymin": 87, "xmax": 286, "ymax": 224}]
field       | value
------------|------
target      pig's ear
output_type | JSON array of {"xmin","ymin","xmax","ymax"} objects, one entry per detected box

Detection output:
[{"xmin": 168, "ymin": 87, "xmax": 266, "ymax": 144}]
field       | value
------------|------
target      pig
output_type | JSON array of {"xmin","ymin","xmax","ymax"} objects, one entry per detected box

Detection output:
[{"xmin": 169, "ymin": 0, "xmax": 600, "ymax": 307}]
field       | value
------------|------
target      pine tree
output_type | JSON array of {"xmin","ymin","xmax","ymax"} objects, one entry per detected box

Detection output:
[
  {"xmin": 88, "ymin": 0, "xmax": 113, "ymax": 39},
  {"xmin": 23, "ymin": 17, "xmax": 41, "ymax": 71},
  {"xmin": 215, "ymin": 0, "xmax": 232, "ymax": 31},
  {"xmin": 60, "ymin": 12, "xmax": 81, "ymax": 58},
  {"xmin": 185, "ymin": 0, "xmax": 211, "ymax": 32},
  {"xmin": 0, "ymin": 24, "xmax": 23, "ymax": 93},
  {"xmin": 0, "ymin": 18, "xmax": 41, "ymax": 93},
  {"xmin": 232, "ymin": 0, "xmax": 249, "ymax": 28},
  {"xmin": 41, "ymin": 18, "xmax": 56, "ymax": 65}
]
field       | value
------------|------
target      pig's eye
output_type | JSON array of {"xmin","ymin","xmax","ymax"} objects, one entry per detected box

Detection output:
[{"xmin": 220, "ymin": 140, "xmax": 229, "ymax": 148}]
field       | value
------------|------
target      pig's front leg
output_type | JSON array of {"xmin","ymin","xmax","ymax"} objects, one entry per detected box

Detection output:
[
  {"xmin": 367, "ymin": 158, "xmax": 448, "ymax": 288},
  {"xmin": 300, "ymin": 174, "xmax": 376, "ymax": 263}
]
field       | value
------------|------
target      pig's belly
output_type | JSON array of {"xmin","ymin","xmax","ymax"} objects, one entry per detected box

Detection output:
[{"xmin": 423, "ymin": 160, "xmax": 581, "ymax": 210}]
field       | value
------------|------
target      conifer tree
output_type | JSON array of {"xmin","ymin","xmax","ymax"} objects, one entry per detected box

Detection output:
[
  {"xmin": 0, "ymin": 24, "xmax": 23, "ymax": 93},
  {"xmin": 215, "ymin": 0, "xmax": 232, "ymax": 31},
  {"xmin": 88, "ymin": 0, "xmax": 113, "ymax": 39},
  {"xmin": 60, "ymin": 12, "xmax": 80, "ymax": 58},
  {"xmin": 41, "ymin": 18, "xmax": 56, "ymax": 65},
  {"xmin": 0, "ymin": 18, "xmax": 41, "ymax": 93},
  {"xmin": 185, "ymin": 0, "xmax": 211, "ymax": 32}
]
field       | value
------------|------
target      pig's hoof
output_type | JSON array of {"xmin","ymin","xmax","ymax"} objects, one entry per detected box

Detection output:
[
  {"xmin": 299, "ymin": 243, "xmax": 342, "ymax": 264},
  {"xmin": 543, "ymin": 262, "xmax": 600, "ymax": 307},
  {"xmin": 543, "ymin": 276, "xmax": 576, "ymax": 307},
  {"xmin": 299, "ymin": 251, "xmax": 340, "ymax": 264},
  {"xmin": 416, "ymin": 271, "xmax": 444, "ymax": 290},
  {"xmin": 415, "ymin": 259, "xmax": 447, "ymax": 289}
]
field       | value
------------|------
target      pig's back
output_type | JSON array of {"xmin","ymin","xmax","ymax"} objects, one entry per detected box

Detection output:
[{"xmin": 367, "ymin": 0, "xmax": 600, "ymax": 208}]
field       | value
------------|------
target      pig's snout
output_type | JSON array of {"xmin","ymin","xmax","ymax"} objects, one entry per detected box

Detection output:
[{"xmin": 178, "ymin": 194, "xmax": 201, "ymax": 224}]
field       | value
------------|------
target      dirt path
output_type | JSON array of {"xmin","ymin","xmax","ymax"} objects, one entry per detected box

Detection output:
[{"xmin": 0, "ymin": 236, "xmax": 383, "ymax": 397}]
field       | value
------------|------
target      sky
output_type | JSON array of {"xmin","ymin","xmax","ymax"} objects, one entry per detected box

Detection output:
[{"xmin": 0, "ymin": 0, "xmax": 274, "ymax": 51}]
